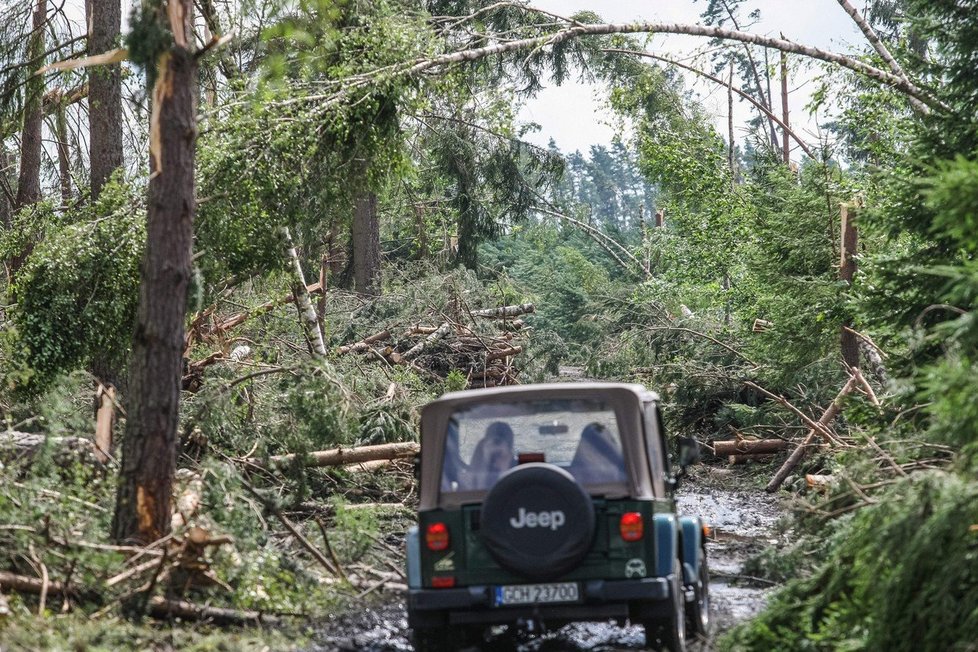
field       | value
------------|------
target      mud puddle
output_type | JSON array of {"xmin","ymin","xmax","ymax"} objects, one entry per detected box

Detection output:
[{"xmin": 310, "ymin": 469, "xmax": 784, "ymax": 651}]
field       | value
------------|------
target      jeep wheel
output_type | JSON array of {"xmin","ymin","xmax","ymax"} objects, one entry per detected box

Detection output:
[
  {"xmin": 479, "ymin": 463, "xmax": 595, "ymax": 580},
  {"xmin": 411, "ymin": 626, "xmax": 458, "ymax": 652},
  {"xmin": 643, "ymin": 560, "xmax": 687, "ymax": 652},
  {"xmin": 686, "ymin": 549, "xmax": 710, "ymax": 637}
]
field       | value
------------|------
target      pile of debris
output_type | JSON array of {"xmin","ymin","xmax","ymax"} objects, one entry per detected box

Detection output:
[{"xmin": 337, "ymin": 303, "xmax": 534, "ymax": 388}]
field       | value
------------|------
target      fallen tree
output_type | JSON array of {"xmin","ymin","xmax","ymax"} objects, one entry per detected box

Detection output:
[
  {"xmin": 254, "ymin": 441, "xmax": 420, "ymax": 470},
  {"xmin": 765, "ymin": 374, "xmax": 860, "ymax": 492},
  {"xmin": 714, "ymin": 439, "xmax": 789, "ymax": 456},
  {"xmin": 0, "ymin": 431, "xmax": 100, "ymax": 464},
  {"xmin": 336, "ymin": 303, "xmax": 533, "ymax": 388}
]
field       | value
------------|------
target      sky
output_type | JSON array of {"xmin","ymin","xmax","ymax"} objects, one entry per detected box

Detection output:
[{"xmin": 517, "ymin": 0, "xmax": 868, "ymax": 157}]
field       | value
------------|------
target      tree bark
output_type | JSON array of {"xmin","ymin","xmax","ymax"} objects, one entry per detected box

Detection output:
[
  {"xmin": 352, "ymin": 183, "xmax": 381, "ymax": 295},
  {"xmin": 112, "ymin": 0, "xmax": 196, "ymax": 546},
  {"xmin": 87, "ymin": 0, "xmax": 123, "ymax": 200}
]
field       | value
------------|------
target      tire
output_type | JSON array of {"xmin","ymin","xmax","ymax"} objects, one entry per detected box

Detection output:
[
  {"xmin": 479, "ymin": 463, "xmax": 595, "ymax": 580},
  {"xmin": 686, "ymin": 548, "xmax": 710, "ymax": 638},
  {"xmin": 643, "ymin": 560, "xmax": 687, "ymax": 652},
  {"xmin": 413, "ymin": 625, "xmax": 484, "ymax": 651},
  {"xmin": 411, "ymin": 627, "xmax": 452, "ymax": 652}
]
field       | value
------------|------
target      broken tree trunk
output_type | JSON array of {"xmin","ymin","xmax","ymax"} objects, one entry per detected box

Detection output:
[
  {"xmin": 469, "ymin": 304, "xmax": 535, "ymax": 319},
  {"xmin": 148, "ymin": 596, "xmax": 278, "ymax": 624},
  {"xmin": 262, "ymin": 441, "xmax": 419, "ymax": 470},
  {"xmin": 484, "ymin": 345, "xmax": 522, "ymax": 362},
  {"xmin": 94, "ymin": 384, "xmax": 116, "ymax": 463},
  {"xmin": 281, "ymin": 226, "xmax": 327, "ymax": 359},
  {"xmin": 111, "ymin": 0, "xmax": 195, "ymax": 547},
  {"xmin": 728, "ymin": 454, "xmax": 775, "ymax": 465},
  {"xmin": 765, "ymin": 374, "xmax": 859, "ymax": 492},
  {"xmin": 337, "ymin": 330, "xmax": 392, "ymax": 355},
  {"xmin": 0, "ymin": 431, "xmax": 99, "ymax": 463},
  {"xmin": 745, "ymin": 381, "xmax": 843, "ymax": 446},
  {"xmin": 0, "ymin": 570, "xmax": 65, "ymax": 595},
  {"xmin": 714, "ymin": 439, "xmax": 788, "ymax": 456},
  {"xmin": 397, "ymin": 322, "xmax": 451, "ymax": 362},
  {"xmin": 190, "ymin": 282, "xmax": 323, "ymax": 349}
]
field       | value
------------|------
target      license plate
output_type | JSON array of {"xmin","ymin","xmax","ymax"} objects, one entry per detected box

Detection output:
[{"xmin": 494, "ymin": 582, "xmax": 580, "ymax": 606}]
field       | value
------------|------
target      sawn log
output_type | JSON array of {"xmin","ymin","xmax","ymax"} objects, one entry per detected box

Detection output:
[{"xmin": 260, "ymin": 442, "xmax": 420, "ymax": 470}]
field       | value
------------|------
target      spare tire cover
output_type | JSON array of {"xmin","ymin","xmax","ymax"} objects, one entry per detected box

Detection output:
[{"xmin": 479, "ymin": 463, "xmax": 595, "ymax": 581}]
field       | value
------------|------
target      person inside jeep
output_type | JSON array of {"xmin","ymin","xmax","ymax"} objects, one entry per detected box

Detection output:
[
  {"xmin": 460, "ymin": 421, "xmax": 515, "ymax": 490},
  {"xmin": 440, "ymin": 420, "xmax": 468, "ymax": 492},
  {"xmin": 568, "ymin": 421, "xmax": 626, "ymax": 485}
]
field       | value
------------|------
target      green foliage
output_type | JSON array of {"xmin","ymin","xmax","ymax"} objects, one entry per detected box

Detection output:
[
  {"xmin": 195, "ymin": 0, "xmax": 435, "ymax": 285},
  {"xmin": 722, "ymin": 473, "xmax": 978, "ymax": 652},
  {"xmin": 5, "ymin": 179, "xmax": 144, "ymax": 392},
  {"xmin": 329, "ymin": 496, "xmax": 379, "ymax": 562},
  {"xmin": 126, "ymin": 0, "xmax": 173, "ymax": 77}
]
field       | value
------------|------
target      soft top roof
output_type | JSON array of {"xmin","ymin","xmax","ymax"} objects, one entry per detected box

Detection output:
[{"xmin": 418, "ymin": 383, "xmax": 661, "ymax": 510}]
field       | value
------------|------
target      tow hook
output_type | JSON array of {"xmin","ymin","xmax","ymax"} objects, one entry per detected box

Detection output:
[{"xmin": 517, "ymin": 615, "xmax": 544, "ymax": 634}]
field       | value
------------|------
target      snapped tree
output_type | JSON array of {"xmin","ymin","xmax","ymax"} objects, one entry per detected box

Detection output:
[{"xmin": 111, "ymin": 0, "xmax": 197, "ymax": 546}]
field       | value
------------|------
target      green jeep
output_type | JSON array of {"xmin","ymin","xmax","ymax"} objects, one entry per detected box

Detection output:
[{"xmin": 405, "ymin": 383, "xmax": 709, "ymax": 651}]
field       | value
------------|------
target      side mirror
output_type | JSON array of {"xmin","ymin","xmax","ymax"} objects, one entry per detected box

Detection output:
[
  {"xmin": 677, "ymin": 437, "xmax": 701, "ymax": 469},
  {"xmin": 670, "ymin": 437, "xmax": 700, "ymax": 491}
]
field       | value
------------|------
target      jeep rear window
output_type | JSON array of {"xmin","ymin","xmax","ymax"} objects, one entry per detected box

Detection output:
[{"xmin": 440, "ymin": 398, "xmax": 626, "ymax": 493}]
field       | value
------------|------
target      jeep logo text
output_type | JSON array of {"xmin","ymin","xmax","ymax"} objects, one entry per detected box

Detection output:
[{"xmin": 509, "ymin": 507, "xmax": 565, "ymax": 530}]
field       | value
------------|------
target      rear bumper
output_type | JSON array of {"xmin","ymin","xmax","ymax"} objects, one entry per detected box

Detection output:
[{"xmin": 408, "ymin": 576, "xmax": 671, "ymax": 627}]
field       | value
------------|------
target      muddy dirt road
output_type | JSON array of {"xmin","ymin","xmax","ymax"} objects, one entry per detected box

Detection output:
[{"xmin": 311, "ymin": 470, "xmax": 784, "ymax": 651}]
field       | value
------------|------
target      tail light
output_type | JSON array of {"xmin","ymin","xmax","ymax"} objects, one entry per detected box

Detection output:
[
  {"xmin": 619, "ymin": 512, "xmax": 644, "ymax": 542},
  {"xmin": 431, "ymin": 576, "xmax": 456, "ymax": 588},
  {"xmin": 425, "ymin": 522, "xmax": 450, "ymax": 551}
]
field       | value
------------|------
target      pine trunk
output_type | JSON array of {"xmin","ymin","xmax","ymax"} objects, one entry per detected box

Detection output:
[
  {"xmin": 55, "ymin": 100, "xmax": 72, "ymax": 205},
  {"xmin": 0, "ymin": 147, "xmax": 13, "ymax": 229},
  {"xmin": 87, "ymin": 0, "xmax": 123, "ymax": 200},
  {"xmin": 352, "ymin": 185, "xmax": 380, "ymax": 295},
  {"xmin": 840, "ymin": 204, "xmax": 860, "ymax": 368},
  {"xmin": 112, "ymin": 0, "xmax": 196, "ymax": 545},
  {"xmin": 8, "ymin": 0, "xmax": 46, "ymax": 279},
  {"xmin": 780, "ymin": 51, "xmax": 790, "ymax": 164},
  {"xmin": 16, "ymin": 0, "xmax": 46, "ymax": 211}
]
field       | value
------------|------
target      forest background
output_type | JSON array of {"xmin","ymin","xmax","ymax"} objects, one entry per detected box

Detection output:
[{"xmin": 0, "ymin": 0, "xmax": 976, "ymax": 649}]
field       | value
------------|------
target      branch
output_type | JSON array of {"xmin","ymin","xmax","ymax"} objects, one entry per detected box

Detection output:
[
  {"xmin": 645, "ymin": 326, "xmax": 759, "ymax": 367},
  {"xmin": 834, "ymin": 0, "xmax": 927, "ymax": 114},
  {"xmin": 535, "ymin": 206, "xmax": 648, "ymax": 279},
  {"xmin": 717, "ymin": 0, "xmax": 780, "ymax": 147},
  {"xmin": 393, "ymin": 21, "xmax": 946, "ymax": 113},
  {"xmin": 604, "ymin": 49, "xmax": 816, "ymax": 160},
  {"xmin": 744, "ymin": 381, "xmax": 843, "ymax": 446}
]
